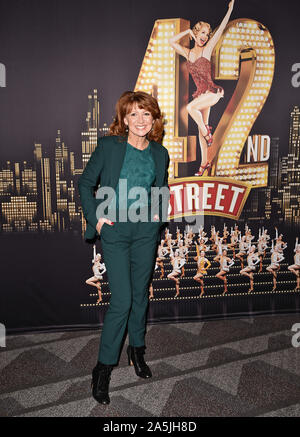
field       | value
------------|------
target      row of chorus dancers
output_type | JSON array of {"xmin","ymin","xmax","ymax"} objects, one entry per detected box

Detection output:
[
  {"xmin": 149, "ymin": 227, "xmax": 190, "ymax": 298},
  {"xmin": 148, "ymin": 225, "xmax": 300, "ymax": 297},
  {"xmin": 86, "ymin": 227, "xmax": 300, "ymax": 302}
]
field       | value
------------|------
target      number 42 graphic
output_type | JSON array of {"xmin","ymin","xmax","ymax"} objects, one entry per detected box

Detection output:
[{"xmin": 134, "ymin": 18, "xmax": 275, "ymax": 188}]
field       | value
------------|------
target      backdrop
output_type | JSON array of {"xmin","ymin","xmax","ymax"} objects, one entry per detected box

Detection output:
[{"xmin": 1, "ymin": 0, "xmax": 300, "ymax": 333}]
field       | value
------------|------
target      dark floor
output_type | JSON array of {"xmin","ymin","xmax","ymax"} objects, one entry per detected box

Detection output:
[{"xmin": 0, "ymin": 314, "xmax": 300, "ymax": 417}]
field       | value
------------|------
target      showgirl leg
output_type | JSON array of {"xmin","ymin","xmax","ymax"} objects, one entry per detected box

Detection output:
[{"xmin": 187, "ymin": 91, "xmax": 224, "ymax": 174}]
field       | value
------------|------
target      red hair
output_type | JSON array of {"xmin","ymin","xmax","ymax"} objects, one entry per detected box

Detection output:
[{"xmin": 108, "ymin": 91, "xmax": 165, "ymax": 143}]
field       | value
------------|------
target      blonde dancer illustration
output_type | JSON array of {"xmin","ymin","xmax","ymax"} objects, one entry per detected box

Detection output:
[
  {"xmin": 197, "ymin": 225, "xmax": 208, "ymax": 244},
  {"xmin": 228, "ymin": 227, "xmax": 239, "ymax": 259},
  {"xmin": 210, "ymin": 225, "xmax": 216, "ymax": 243},
  {"xmin": 261, "ymin": 227, "xmax": 270, "ymax": 245},
  {"xmin": 236, "ymin": 235, "xmax": 248, "ymax": 269},
  {"xmin": 240, "ymin": 244, "xmax": 260, "ymax": 293},
  {"xmin": 156, "ymin": 239, "xmax": 169, "ymax": 279},
  {"xmin": 266, "ymin": 240, "xmax": 285, "ymax": 291},
  {"xmin": 85, "ymin": 245, "xmax": 107, "ymax": 304},
  {"xmin": 169, "ymin": 0, "xmax": 235, "ymax": 176},
  {"xmin": 168, "ymin": 248, "xmax": 186, "ymax": 298},
  {"xmin": 186, "ymin": 225, "xmax": 195, "ymax": 243},
  {"xmin": 211, "ymin": 230, "xmax": 223, "ymax": 254},
  {"xmin": 196, "ymin": 237, "xmax": 210, "ymax": 254},
  {"xmin": 245, "ymin": 224, "xmax": 254, "ymax": 245},
  {"xmin": 233, "ymin": 224, "xmax": 241, "ymax": 239},
  {"xmin": 222, "ymin": 223, "xmax": 229, "ymax": 244},
  {"xmin": 149, "ymin": 263, "xmax": 159, "ymax": 300},
  {"xmin": 274, "ymin": 228, "xmax": 288, "ymax": 254},
  {"xmin": 178, "ymin": 239, "xmax": 189, "ymax": 277},
  {"xmin": 257, "ymin": 229, "xmax": 269, "ymax": 273},
  {"xmin": 288, "ymin": 238, "xmax": 300, "ymax": 291},
  {"xmin": 149, "ymin": 239, "xmax": 170, "ymax": 299},
  {"xmin": 193, "ymin": 243, "xmax": 211, "ymax": 297},
  {"xmin": 184, "ymin": 234, "xmax": 191, "ymax": 253},
  {"xmin": 214, "ymin": 243, "xmax": 234, "ymax": 295},
  {"xmin": 165, "ymin": 229, "xmax": 176, "ymax": 251},
  {"xmin": 175, "ymin": 227, "xmax": 183, "ymax": 245}
]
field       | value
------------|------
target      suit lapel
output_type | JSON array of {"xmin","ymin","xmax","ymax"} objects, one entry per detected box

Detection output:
[
  {"xmin": 111, "ymin": 137, "xmax": 127, "ymax": 190},
  {"xmin": 149, "ymin": 141, "xmax": 164, "ymax": 187}
]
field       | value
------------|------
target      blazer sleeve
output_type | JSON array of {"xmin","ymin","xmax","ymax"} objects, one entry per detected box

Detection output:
[{"xmin": 78, "ymin": 138, "xmax": 105, "ymax": 231}]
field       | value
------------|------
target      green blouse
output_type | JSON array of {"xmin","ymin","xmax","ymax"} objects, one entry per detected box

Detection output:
[{"xmin": 108, "ymin": 142, "xmax": 156, "ymax": 217}]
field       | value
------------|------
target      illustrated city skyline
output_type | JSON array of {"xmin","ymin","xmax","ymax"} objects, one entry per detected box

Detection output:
[{"xmin": 0, "ymin": 89, "xmax": 299, "ymax": 237}]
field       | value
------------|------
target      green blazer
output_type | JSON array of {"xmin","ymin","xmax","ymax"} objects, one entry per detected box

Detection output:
[{"xmin": 78, "ymin": 135, "xmax": 170, "ymax": 241}]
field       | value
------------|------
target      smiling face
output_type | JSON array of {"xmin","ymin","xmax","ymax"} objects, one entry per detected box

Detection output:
[
  {"xmin": 194, "ymin": 24, "xmax": 210, "ymax": 47},
  {"xmin": 124, "ymin": 103, "xmax": 154, "ymax": 139}
]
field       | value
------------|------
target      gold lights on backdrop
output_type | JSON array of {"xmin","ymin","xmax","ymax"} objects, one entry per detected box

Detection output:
[
  {"xmin": 210, "ymin": 19, "xmax": 275, "ymax": 187},
  {"xmin": 135, "ymin": 18, "xmax": 275, "ymax": 189},
  {"xmin": 134, "ymin": 19, "xmax": 192, "ymax": 180}
]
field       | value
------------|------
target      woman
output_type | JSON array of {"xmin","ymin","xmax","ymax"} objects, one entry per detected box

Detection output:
[
  {"xmin": 228, "ymin": 227, "xmax": 239, "ymax": 259},
  {"xmin": 85, "ymin": 244, "xmax": 107, "ymax": 304},
  {"xmin": 266, "ymin": 241, "xmax": 285, "ymax": 291},
  {"xmin": 211, "ymin": 230, "xmax": 222, "ymax": 254},
  {"xmin": 169, "ymin": 0, "xmax": 235, "ymax": 176},
  {"xmin": 288, "ymin": 238, "xmax": 300, "ymax": 291},
  {"xmin": 167, "ymin": 248, "xmax": 186, "ymax": 297},
  {"xmin": 240, "ymin": 245, "xmax": 260, "ymax": 293},
  {"xmin": 257, "ymin": 232, "xmax": 268, "ymax": 273},
  {"xmin": 178, "ymin": 239, "xmax": 189, "ymax": 277},
  {"xmin": 236, "ymin": 235, "xmax": 248, "ymax": 270},
  {"xmin": 274, "ymin": 228, "xmax": 288, "ymax": 253},
  {"xmin": 196, "ymin": 237, "xmax": 209, "ymax": 254},
  {"xmin": 156, "ymin": 239, "xmax": 169, "ymax": 279},
  {"xmin": 197, "ymin": 225, "xmax": 208, "ymax": 245},
  {"xmin": 222, "ymin": 224, "xmax": 229, "ymax": 244},
  {"xmin": 193, "ymin": 246, "xmax": 211, "ymax": 297},
  {"xmin": 78, "ymin": 91, "xmax": 170, "ymax": 405},
  {"xmin": 214, "ymin": 247, "xmax": 234, "ymax": 295}
]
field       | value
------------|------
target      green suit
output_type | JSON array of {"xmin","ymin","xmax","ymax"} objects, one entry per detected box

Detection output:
[
  {"xmin": 78, "ymin": 135, "xmax": 170, "ymax": 241},
  {"xmin": 78, "ymin": 135, "xmax": 170, "ymax": 365}
]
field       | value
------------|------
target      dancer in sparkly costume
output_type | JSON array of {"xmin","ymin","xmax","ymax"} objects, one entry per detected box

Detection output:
[{"xmin": 169, "ymin": 0, "xmax": 235, "ymax": 176}]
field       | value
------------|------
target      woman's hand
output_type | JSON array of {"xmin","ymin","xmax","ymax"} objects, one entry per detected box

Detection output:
[
  {"xmin": 228, "ymin": 0, "xmax": 235, "ymax": 11},
  {"xmin": 153, "ymin": 214, "xmax": 160, "ymax": 222},
  {"xmin": 96, "ymin": 217, "xmax": 114, "ymax": 235},
  {"xmin": 189, "ymin": 29, "xmax": 196, "ymax": 42}
]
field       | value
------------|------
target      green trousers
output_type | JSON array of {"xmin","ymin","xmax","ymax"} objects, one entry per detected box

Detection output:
[{"xmin": 98, "ymin": 218, "xmax": 160, "ymax": 365}]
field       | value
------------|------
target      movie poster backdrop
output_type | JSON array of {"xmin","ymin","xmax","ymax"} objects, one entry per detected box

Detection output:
[{"xmin": 0, "ymin": 0, "xmax": 300, "ymax": 332}]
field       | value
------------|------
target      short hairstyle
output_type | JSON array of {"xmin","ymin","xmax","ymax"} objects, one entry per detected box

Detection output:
[
  {"xmin": 191, "ymin": 21, "xmax": 212, "ymax": 41},
  {"xmin": 108, "ymin": 91, "xmax": 165, "ymax": 143}
]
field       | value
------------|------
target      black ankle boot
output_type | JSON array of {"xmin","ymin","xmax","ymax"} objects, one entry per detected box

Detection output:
[
  {"xmin": 126, "ymin": 345, "xmax": 152, "ymax": 379},
  {"xmin": 91, "ymin": 361, "xmax": 114, "ymax": 405}
]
